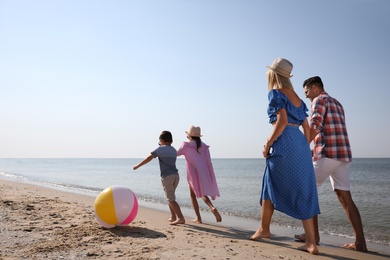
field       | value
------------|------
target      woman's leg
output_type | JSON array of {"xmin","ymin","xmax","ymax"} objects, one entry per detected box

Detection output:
[
  {"xmin": 298, "ymin": 218, "xmax": 319, "ymax": 254},
  {"xmin": 250, "ymin": 199, "xmax": 273, "ymax": 240}
]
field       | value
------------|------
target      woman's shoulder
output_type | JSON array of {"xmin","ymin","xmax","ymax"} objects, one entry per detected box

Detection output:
[
  {"xmin": 278, "ymin": 89, "xmax": 302, "ymax": 107},
  {"xmin": 268, "ymin": 89, "xmax": 288, "ymax": 108},
  {"xmin": 269, "ymin": 89, "xmax": 287, "ymax": 100}
]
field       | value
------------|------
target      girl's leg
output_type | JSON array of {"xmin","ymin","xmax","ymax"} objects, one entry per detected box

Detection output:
[
  {"xmin": 189, "ymin": 187, "xmax": 202, "ymax": 223},
  {"xmin": 250, "ymin": 199, "xmax": 273, "ymax": 240},
  {"xmin": 298, "ymin": 218, "xmax": 319, "ymax": 254},
  {"xmin": 201, "ymin": 196, "xmax": 222, "ymax": 222}
]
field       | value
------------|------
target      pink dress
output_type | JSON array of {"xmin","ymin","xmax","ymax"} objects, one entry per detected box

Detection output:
[{"xmin": 177, "ymin": 141, "xmax": 220, "ymax": 200}]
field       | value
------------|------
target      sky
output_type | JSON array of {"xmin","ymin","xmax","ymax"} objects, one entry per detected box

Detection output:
[{"xmin": 0, "ymin": 0, "xmax": 389, "ymax": 158}]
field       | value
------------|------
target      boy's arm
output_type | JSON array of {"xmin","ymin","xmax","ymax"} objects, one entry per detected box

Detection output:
[{"xmin": 133, "ymin": 154, "xmax": 154, "ymax": 170}]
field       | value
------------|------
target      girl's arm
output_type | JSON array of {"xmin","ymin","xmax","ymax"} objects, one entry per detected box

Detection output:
[{"xmin": 176, "ymin": 143, "xmax": 185, "ymax": 157}]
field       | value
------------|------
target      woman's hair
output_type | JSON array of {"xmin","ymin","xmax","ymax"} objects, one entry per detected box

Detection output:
[
  {"xmin": 267, "ymin": 70, "xmax": 294, "ymax": 91},
  {"xmin": 191, "ymin": 136, "xmax": 202, "ymax": 153}
]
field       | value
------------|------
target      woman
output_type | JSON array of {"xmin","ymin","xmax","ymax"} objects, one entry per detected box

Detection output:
[
  {"xmin": 177, "ymin": 125, "xmax": 222, "ymax": 223},
  {"xmin": 249, "ymin": 58, "xmax": 320, "ymax": 255}
]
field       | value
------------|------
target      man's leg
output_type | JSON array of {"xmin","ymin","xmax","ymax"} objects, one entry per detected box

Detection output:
[{"xmin": 335, "ymin": 189, "xmax": 367, "ymax": 252}]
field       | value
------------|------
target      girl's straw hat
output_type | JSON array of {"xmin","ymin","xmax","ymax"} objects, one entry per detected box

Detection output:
[
  {"xmin": 185, "ymin": 125, "xmax": 202, "ymax": 137},
  {"xmin": 266, "ymin": 58, "xmax": 293, "ymax": 78}
]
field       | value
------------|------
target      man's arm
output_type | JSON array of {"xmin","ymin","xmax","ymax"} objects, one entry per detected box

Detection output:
[{"xmin": 308, "ymin": 127, "xmax": 318, "ymax": 143}]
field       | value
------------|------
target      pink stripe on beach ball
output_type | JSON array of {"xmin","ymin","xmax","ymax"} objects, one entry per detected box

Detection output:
[
  {"xmin": 112, "ymin": 186, "xmax": 138, "ymax": 224},
  {"xmin": 121, "ymin": 193, "xmax": 138, "ymax": 225}
]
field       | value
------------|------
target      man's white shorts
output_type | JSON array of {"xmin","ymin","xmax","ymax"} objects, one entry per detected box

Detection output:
[{"xmin": 313, "ymin": 157, "xmax": 351, "ymax": 191}]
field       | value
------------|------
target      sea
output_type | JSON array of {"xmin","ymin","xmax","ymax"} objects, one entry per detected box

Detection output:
[{"xmin": 0, "ymin": 158, "xmax": 389, "ymax": 252}]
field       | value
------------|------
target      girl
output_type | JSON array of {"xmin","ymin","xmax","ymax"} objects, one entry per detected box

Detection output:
[{"xmin": 177, "ymin": 125, "xmax": 222, "ymax": 223}]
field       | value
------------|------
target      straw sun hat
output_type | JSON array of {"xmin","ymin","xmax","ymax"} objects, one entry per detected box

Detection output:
[
  {"xmin": 266, "ymin": 58, "xmax": 293, "ymax": 78},
  {"xmin": 185, "ymin": 125, "xmax": 202, "ymax": 137}
]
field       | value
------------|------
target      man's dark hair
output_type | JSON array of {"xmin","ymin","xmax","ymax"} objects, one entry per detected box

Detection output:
[
  {"xmin": 159, "ymin": 131, "xmax": 173, "ymax": 142},
  {"xmin": 303, "ymin": 76, "xmax": 324, "ymax": 89}
]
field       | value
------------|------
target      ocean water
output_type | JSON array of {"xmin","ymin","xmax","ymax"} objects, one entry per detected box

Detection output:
[{"xmin": 0, "ymin": 158, "xmax": 389, "ymax": 248}]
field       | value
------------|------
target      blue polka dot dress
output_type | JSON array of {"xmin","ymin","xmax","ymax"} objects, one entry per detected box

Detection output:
[{"xmin": 261, "ymin": 90, "xmax": 320, "ymax": 220}]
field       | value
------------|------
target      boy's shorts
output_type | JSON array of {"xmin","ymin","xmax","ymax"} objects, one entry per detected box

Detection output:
[
  {"xmin": 313, "ymin": 157, "xmax": 351, "ymax": 191},
  {"xmin": 161, "ymin": 174, "xmax": 180, "ymax": 202}
]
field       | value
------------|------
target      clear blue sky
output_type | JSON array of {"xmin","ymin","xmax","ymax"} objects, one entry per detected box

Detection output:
[{"xmin": 1, "ymin": 0, "xmax": 389, "ymax": 158}]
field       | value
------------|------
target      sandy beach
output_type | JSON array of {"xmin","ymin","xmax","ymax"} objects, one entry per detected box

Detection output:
[{"xmin": 0, "ymin": 179, "xmax": 388, "ymax": 260}]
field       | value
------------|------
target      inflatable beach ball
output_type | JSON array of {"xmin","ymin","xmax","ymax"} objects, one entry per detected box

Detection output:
[{"xmin": 94, "ymin": 185, "xmax": 138, "ymax": 228}]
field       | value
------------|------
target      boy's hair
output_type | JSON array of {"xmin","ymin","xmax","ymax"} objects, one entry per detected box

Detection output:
[
  {"xmin": 159, "ymin": 131, "xmax": 173, "ymax": 142},
  {"xmin": 303, "ymin": 76, "xmax": 324, "ymax": 89}
]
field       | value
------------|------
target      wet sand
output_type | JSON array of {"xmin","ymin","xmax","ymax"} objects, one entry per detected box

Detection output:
[{"xmin": 0, "ymin": 179, "xmax": 388, "ymax": 259}]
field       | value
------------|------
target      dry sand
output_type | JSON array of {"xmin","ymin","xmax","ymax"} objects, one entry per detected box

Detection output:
[{"xmin": 0, "ymin": 178, "xmax": 388, "ymax": 260}]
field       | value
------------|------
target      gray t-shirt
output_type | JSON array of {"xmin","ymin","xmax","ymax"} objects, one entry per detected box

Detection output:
[{"xmin": 151, "ymin": 145, "xmax": 178, "ymax": 178}]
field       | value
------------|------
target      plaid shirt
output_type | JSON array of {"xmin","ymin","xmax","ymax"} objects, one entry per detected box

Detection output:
[{"xmin": 310, "ymin": 91, "xmax": 352, "ymax": 162}]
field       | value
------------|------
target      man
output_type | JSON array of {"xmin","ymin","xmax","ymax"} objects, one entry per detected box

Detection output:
[{"xmin": 295, "ymin": 76, "xmax": 367, "ymax": 252}]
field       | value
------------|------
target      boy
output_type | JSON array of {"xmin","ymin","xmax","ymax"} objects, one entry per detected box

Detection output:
[{"xmin": 133, "ymin": 130, "xmax": 185, "ymax": 225}]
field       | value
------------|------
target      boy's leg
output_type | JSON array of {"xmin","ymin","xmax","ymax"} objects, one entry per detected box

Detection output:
[
  {"xmin": 168, "ymin": 204, "xmax": 176, "ymax": 222},
  {"xmin": 162, "ymin": 174, "xmax": 185, "ymax": 225},
  {"xmin": 169, "ymin": 201, "xmax": 185, "ymax": 225}
]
